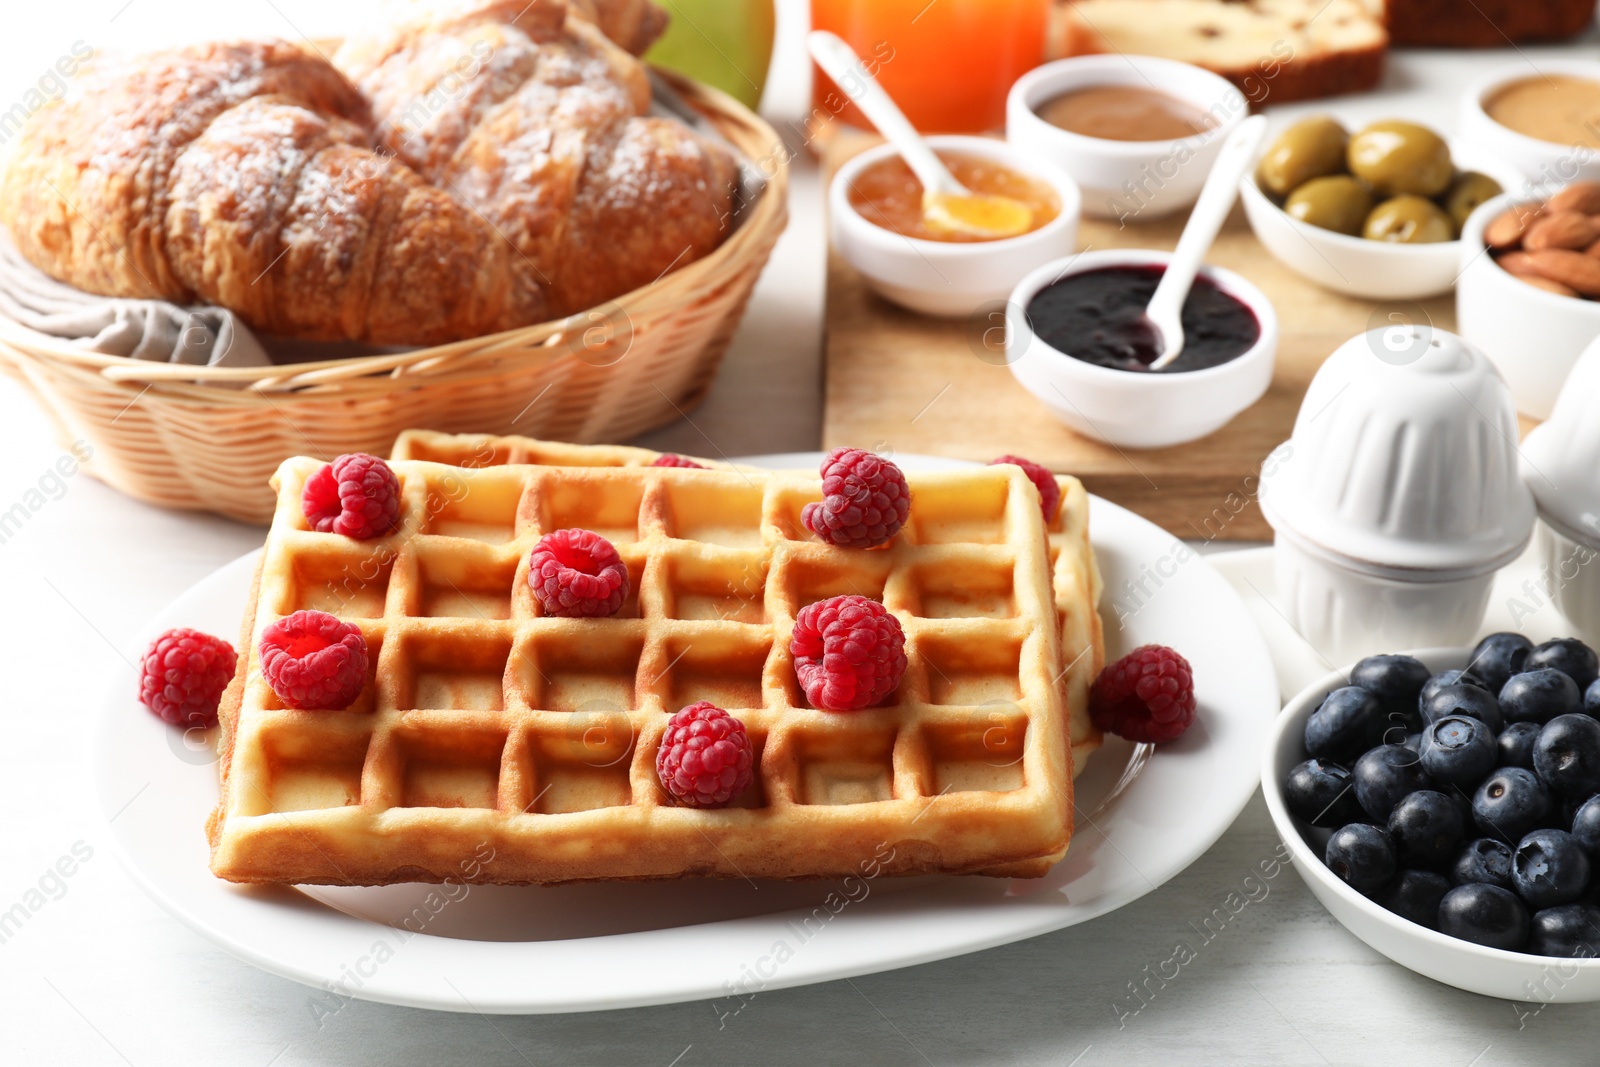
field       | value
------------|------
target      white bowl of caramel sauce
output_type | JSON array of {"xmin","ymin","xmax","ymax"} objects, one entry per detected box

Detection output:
[
  {"xmin": 829, "ymin": 135, "xmax": 1080, "ymax": 318},
  {"xmin": 1007, "ymin": 54, "xmax": 1248, "ymax": 221},
  {"xmin": 1460, "ymin": 61, "xmax": 1600, "ymax": 187}
]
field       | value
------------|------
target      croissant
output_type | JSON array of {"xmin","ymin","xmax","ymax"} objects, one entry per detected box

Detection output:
[
  {"xmin": 1, "ymin": 0, "xmax": 737, "ymax": 345},
  {"xmin": 0, "ymin": 41, "xmax": 545, "ymax": 345},
  {"xmin": 570, "ymin": 0, "xmax": 671, "ymax": 54},
  {"xmin": 334, "ymin": 0, "xmax": 739, "ymax": 318}
]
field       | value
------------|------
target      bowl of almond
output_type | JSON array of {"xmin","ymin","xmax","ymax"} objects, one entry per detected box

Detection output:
[{"xmin": 1458, "ymin": 181, "xmax": 1600, "ymax": 420}]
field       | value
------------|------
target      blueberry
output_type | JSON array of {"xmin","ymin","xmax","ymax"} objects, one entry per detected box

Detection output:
[
  {"xmin": 1325, "ymin": 823, "xmax": 1396, "ymax": 895},
  {"xmin": 1534, "ymin": 714, "xmax": 1600, "ymax": 797},
  {"xmin": 1587, "ymin": 678, "xmax": 1600, "ymax": 719},
  {"xmin": 1401, "ymin": 732, "xmax": 1424, "ymax": 754},
  {"xmin": 1387, "ymin": 790, "xmax": 1467, "ymax": 870},
  {"xmin": 1350, "ymin": 654, "xmax": 1430, "ymax": 735},
  {"xmin": 1376, "ymin": 869, "xmax": 1451, "ymax": 930},
  {"xmin": 1453, "ymin": 838, "xmax": 1515, "ymax": 889},
  {"xmin": 1498, "ymin": 721, "xmax": 1542, "ymax": 771},
  {"xmin": 1438, "ymin": 884, "xmax": 1530, "ymax": 950},
  {"xmin": 1421, "ymin": 683, "xmax": 1504, "ymax": 734},
  {"xmin": 1420, "ymin": 669, "xmax": 1490, "ymax": 710},
  {"xmin": 1444, "ymin": 784, "xmax": 1477, "ymax": 828},
  {"xmin": 1572, "ymin": 795, "xmax": 1600, "ymax": 859},
  {"xmin": 1514, "ymin": 829, "xmax": 1593, "ymax": 909},
  {"xmin": 1353, "ymin": 744, "xmax": 1433, "ymax": 822},
  {"xmin": 1284, "ymin": 759, "xmax": 1365, "ymax": 828},
  {"xmin": 1473, "ymin": 767, "xmax": 1553, "ymax": 843},
  {"xmin": 1500, "ymin": 669, "xmax": 1581, "ymax": 726},
  {"xmin": 1468, "ymin": 632, "xmax": 1534, "ymax": 694},
  {"xmin": 1305, "ymin": 686, "xmax": 1384, "ymax": 763},
  {"xmin": 1420, "ymin": 715, "xmax": 1497, "ymax": 787},
  {"xmin": 1527, "ymin": 639, "xmax": 1600, "ymax": 692},
  {"xmin": 1528, "ymin": 904, "xmax": 1600, "ymax": 958}
]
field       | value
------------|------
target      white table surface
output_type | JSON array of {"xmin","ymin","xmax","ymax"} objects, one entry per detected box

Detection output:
[{"xmin": 5, "ymin": 3, "xmax": 1600, "ymax": 1064}]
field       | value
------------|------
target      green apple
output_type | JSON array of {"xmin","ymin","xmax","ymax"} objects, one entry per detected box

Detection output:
[{"xmin": 645, "ymin": 0, "xmax": 776, "ymax": 110}]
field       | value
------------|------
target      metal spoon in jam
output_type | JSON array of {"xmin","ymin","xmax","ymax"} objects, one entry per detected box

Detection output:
[{"xmin": 808, "ymin": 30, "xmax": 1033, "ymax": 241}]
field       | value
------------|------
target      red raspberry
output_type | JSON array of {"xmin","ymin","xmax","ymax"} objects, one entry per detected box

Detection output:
[
  {"xmin": 790, "ymin": 595, "xmax": 907, "ymax": 711},
  {"xmin": 138, "ymin": 628, "xmax": 237, "ymax": 728},
  {"xmin": 301, "ymin": 453, "xmax": 401, "ymax": 540},
  {"xmin": 529, "ymin": 529, "xmax": 629, "ymax": 618},
  {"xmin": 258, "ymin": 610, "xmax": 369, "ymax": 711},
  {"xmin": 802, "ymin": 448, "xmax": 910, "ymax": 549},
  {"xmin": 656, "ymin": 702, "xmax": 755, "ymax": 807},
  {"xmin": 651, "ymin": 453, "xmax": 706, "ymax": 469},
  {"xmin": 992, "ymin": 454, "xmax": 1061, "ymax": 523},
  {"xmin": 1090, "ymin": 645, "xmax": 1197, "ymax": 744}
]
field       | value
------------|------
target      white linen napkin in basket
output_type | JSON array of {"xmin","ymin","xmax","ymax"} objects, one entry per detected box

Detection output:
[{"xmin": 0, "ymin": 231, "xmax": 273, "ymax": 368}]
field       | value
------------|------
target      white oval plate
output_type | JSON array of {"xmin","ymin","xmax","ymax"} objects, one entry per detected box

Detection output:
[{"xmin": 93, "ymin": 454, "xmax": 1278, "ymax": 1014}]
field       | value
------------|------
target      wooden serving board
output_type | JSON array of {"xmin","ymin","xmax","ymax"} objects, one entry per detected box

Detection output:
[{"xmin": 819, "ymin": 138, "xmax": 1459, "ymax": 542}]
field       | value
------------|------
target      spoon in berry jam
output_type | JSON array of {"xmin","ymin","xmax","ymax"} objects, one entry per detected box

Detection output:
[
  {"xmin": 1144, "ymin": 116, "xmax": 1268, "ymax": 370},
  {"xmin": 808, "ymin": 31, "xmax": 1034, "ymax": 240}
]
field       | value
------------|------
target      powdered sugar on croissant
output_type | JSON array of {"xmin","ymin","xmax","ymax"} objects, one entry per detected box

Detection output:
[
  {"xmin": 1, "ymin": 0, "xmax": 736, "ymax": 344},
  {"xmin": 335, "ymin": 0, "xmax": 739, "ymax": 318},
  {"xmin": 1, "ymin": 40, "xmax": 546, "ymax": 345}
]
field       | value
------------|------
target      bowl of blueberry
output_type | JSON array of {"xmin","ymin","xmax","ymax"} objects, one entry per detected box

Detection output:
[{"xmin": 1263, "ymin": 633, "xmax": 1600, "ymax": 1001}]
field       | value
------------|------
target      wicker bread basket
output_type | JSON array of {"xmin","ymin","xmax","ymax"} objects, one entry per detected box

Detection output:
[{"xmin": 0, "ymin": 70, "xmax": 787, "ymax": 525}]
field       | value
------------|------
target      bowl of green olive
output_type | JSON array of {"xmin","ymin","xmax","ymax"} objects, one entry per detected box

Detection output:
[{"xmin": 1239, "ymin": 115, "xmax": 1520, "ymax": 300}]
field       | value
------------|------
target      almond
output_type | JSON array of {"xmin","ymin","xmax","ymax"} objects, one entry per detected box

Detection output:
[
  {"xmin": 1496, "ymin": 251, "xmax": 1540, "ymax": 277},
  {"xmin": 1586, "ymin": 237, "xmax": 1600, "ymax": 258},
  {"xmin": 1525, "ymin": 211, "xmax": 1600, "ymax": 251},
  {"xmin": 1484, "ymin": 207, "xmax": 1533, "ymax": 250},
  {"xmin": 1548, "ymin": 181, "xmax": 1600, "ymax": 215},
  {"xmin": 1519, "ymin": 275, "xmax": 1580, "ymax": 298},
  {"xmin": 1526, "ymin": 248, "xmax": 1600, "ymax": 297}
]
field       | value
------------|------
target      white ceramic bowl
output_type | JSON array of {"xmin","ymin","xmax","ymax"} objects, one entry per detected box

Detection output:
[
  {"xmin": 1458, "ymin": 192, "xmax": 1600, "ymax": 420},
  {"xmin": 1459, "ymin": 60, "xmax": 1600, "ymax": 188},
  {"xmin": 1007, "ymin": 55, "xmax": 1246, "ymax": 221},
  {"xmin": 1005, "ymin": 249, "xmax": 1277, "ymax": 449},
  {"xmin": 1264, "ymin": 649, "xmax": 1600, "ymax": 1003},
  {"xmin": 1239, "ymin": 140, "xmax": 1522, "ymax": 301},
  {"xmin": 828, "ymin": 135, "xmax": 1080, "ymax": 319}
]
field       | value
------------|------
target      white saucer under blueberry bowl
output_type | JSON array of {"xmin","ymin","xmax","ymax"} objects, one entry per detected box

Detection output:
[
  {"xmin": 1263, "ymin": 648, "xmax": 1600, "ymax": 1003},
  {"xmin": 94, "ymin": 452, "xmax": 1279, "ymax": 1014}
]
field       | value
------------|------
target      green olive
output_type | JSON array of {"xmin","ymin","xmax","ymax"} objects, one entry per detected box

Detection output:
[
  {"xmin": 1444, "ymin": 171, "xmax": 1504, "ymax": 230},
  {"xmin": 1363, "ymin": 195, "xmax": 1456, "ymax": 243},
  {"xmin": 1284, "ymin": 175, "xmax": 1374, "ymax": 236},
  {"xmin": 1256, "ymin": 116, "xmax": 1350, "ymax": 198},
  {"xmin": 1347, "ymin": 120, "xmax": 1453, "ymax": 197}
]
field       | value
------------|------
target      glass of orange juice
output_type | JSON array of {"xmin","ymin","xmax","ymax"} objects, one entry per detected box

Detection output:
[{"xmin": 811, "ymin": 0, "xmax": 1049, "ymax": 133}]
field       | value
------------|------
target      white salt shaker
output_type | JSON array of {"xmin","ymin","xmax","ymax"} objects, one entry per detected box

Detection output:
[
  {"xmin": 1259, "ymin": 326, "xmax": 1536, "ymax": 665},
  {"xmin": 1522, "ymin": 333, "xmax": 1600, "ymax": 644}
]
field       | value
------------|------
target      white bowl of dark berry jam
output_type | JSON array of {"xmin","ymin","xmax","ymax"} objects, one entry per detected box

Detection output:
[
  {"xmin": 1005, "ymin": 250, "xmax": 1277, "ymax": 449},
  {"xmin": 1264, "ymin": 645, "xmax": 1600, "ymax": 1003}
]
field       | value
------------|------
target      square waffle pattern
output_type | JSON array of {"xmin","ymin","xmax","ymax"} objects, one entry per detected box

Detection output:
[
  {"xmin": 393, "ymin": 430, "xmax": 1105, "ymax": 774},
  {"xmin": 209, "ymin": 451, "xmax": 1102, "ymax": 885}
]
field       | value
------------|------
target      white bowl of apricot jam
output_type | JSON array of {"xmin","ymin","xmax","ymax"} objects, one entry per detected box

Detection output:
[
  {"xmin": 1007, "ymin": 54, "xmax": 1248, "ymax": 222},
  {"xmin": 829, "ymin": 135, "xmax": 1080, "ymax": 318},
  {"xmin": 1006, "ymin": 249, "xmax": 1278, "ymax": 450}
]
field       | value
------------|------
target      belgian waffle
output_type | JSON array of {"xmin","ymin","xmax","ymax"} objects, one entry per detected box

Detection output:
[
  {"xmin": 207, "ymin": 451, "xmax": 1103, "ymax": 885},
  {"xmin": 392, "ymin": 430, "xmax": 1105, "ymax": 775},
  {"xmin": 389, "ymin": 429, "xmax": 736, "ymax": 471}
]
